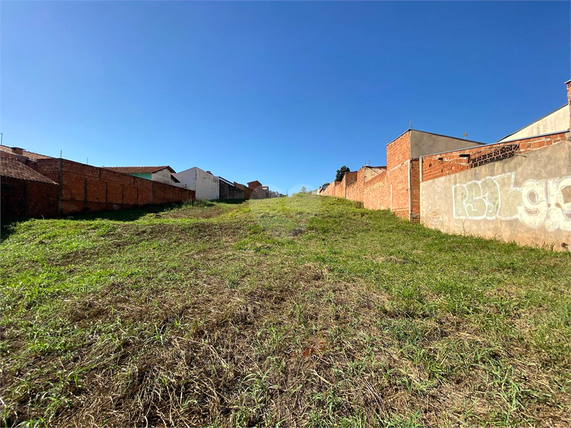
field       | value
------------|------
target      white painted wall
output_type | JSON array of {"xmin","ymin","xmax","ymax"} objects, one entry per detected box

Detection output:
[
  {"xmin": 174, "ymin": 167, "xmax": 220, "ymax": 200},
  {"xmin": 498, "ymin": 105, "xmax": 569, "ymax": 142}
]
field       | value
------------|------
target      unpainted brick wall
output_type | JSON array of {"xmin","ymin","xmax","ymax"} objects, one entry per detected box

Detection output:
[
  {"xmin": 388, "ymin": 162, "xmax": 410, "ymax": 219},
  {"xmin": 421, "ymin": 132, "xmax": 569, "ymax": 182},
  {"xmin": 33, "ymin": 158, "xmax": 195, "ymax": 216},
  {"xmin": 345, "ymin": 168, "xmax": 368, "ymax": 202},
  {"xmin": 387, "ymin": 132, "xmax": 411, "ymax": 170},
  {"xmin": 410, "ymin": 160, "xmax": 421, "ymax": 221},
  {"xmin": 385, "ymin": 131, "xmax": 413, "ymax": 219},
  {"xmin": 324, "ymin": 180, "xmax": 344, "ymax": 198},
  {"xmin": 341, "ymin": 171, "xmax": 358, "ymax": 200},
  {"xmin": 362, "ymin": 170, "xmax": 389, "ymax": 210},
  {"xmin": 1, "ymin": 177, "xmax": 59, "ymax": 222}
]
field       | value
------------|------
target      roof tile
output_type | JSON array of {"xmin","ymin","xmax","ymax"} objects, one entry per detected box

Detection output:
[
  {"xmin": 1, "ymin": 156, "xmax": 58, "ymax": 185},
  {"xmin": 105, "ymin": 166, "xmax": 175, "ymax": 174}
]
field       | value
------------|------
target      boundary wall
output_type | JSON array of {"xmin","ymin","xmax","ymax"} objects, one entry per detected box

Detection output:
[
  {"xmin": 34, "ymin": 158, "xmax": 195, "ymax": 216},
  {"xmin": 319, "ymin": 81, "xmax": 571, "ymax": 248}
]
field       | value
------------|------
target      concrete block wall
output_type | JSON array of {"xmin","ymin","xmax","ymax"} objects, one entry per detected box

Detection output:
[{"xmin": 33, "ymin": 158, "xmax": 195, "ymax": 216}]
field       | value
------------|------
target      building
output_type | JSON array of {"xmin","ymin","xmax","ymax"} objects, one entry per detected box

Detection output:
[
  {"xmin": 1, "ymin": 149, "xmax": 59, "ymax": 221},
  {"xmin": 323, "ymin": 79, "xmax": 571, "ymax": 249},
  {"xmin": 0, "ymin": 146, "xmax": 195, "ymax": 222},
  {"xmin": 497, "ymin": 104, "xmax": 569, "ymax": 143},
  {"xmin": 234, "ymin": 182, "xmax": 253, "ymax": 199},
  {"xmin": 248, "ymin": 180, "xmax": 268, "ymax": 199},
  {"xmin": 219, "ymin": 177, "xmax": 245, "ymax": 200},
  {"xmin": 174, "ymin": 167, "xmax": 220, "ymax": 200},
  {"xmin": 324, "ymin": 130, "xmax": 484, "ymax": 220},
  {"xmin": 105, "ymin": 166, "xmax": 180, "ymax": 186}
]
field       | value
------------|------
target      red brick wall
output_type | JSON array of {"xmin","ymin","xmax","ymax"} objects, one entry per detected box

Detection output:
[
  {"xmin": 1, "ymin": 177, "xmax": 58, "ymax": 222},
  {"xmin": 341, "ymin": 171, "xmax": 358, "ymax": 200},
  {"xmin": 410, "ymin": 160, "xmax": 420, "ymax": 221},
  {"xmin": 386, "ymin": 131, "xmax": 411, "ymax": 170},
  {"xmin": 421, "ymin": 132, "xmax": 569, "ymax": 182},
  {"xmin": 323, "ymin": 180, "xmax": 344, "ymax": 198},
  {"xmin": 388, "ymin": 162, "xmax": 410, "ymax": 219},
  {"xmin": 385, "ymin": 131, "xmax": 412, "ymax": 219},
  {"xmin": 33, "ymin": 158, "xmax": 195, "ymax": 216},
  {"xmin": 362, "ymin": 170, "xmax": 390, "ymax": 210}
]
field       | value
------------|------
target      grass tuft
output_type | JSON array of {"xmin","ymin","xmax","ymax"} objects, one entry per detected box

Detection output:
[{"xmin": 1, "ymin": 195, "xmax": 569, "ymax": 427}]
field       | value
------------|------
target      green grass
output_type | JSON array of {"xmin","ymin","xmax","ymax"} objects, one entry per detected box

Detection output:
[{"xmin": 1, "ymin": 195, "xmax": 570, "ymax": 427}]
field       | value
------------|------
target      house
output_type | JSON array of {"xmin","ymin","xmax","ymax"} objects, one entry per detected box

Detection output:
[
  {"xmin": 497, "ymin": 104, "xmax": 569, "ymax": 143},
  {"xmin": 1, "ymin": 149, "xmax": 59, "ymax": 221},
  {"xmin": 324, "ymin": 130, "xmax": 486, "ymax": 220},
  {"xmin": 174, "ymin": 167, "xmax": 220, "ymax": 200},
  {"xmin": 105, "ymin": 166, "xmax": 180, "ymax": 186},
  {"xmin": 323, "ymin": 79, "xmax": 571, "ymax": 249}
]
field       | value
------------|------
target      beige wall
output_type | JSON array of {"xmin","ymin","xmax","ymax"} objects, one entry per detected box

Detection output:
[
  {"xmin": 420, "ymin": 140, "xmax": 571, "ymax": 250},
  {"xmin": 410, "ymin": 130, "xmax": 485, "ymax": 158},
  {"xmin": 498, "ymin": 105, "xmax": 569, "ymax": 143}
]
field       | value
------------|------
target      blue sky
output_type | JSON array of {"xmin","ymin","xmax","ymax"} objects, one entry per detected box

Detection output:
[{"xmin": 2, "ymin": 1, "xmax": 569, "ymax": 194}]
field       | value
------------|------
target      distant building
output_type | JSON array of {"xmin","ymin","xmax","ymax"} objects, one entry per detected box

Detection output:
[
  {"xmin": 219, "ymin": 177, "xmax": 245, "ymax": 200},
  {"xmin": 105, "ymin": 166, "xmax": 180, "ymax": 186},
  {"xmin": 497, "ymin": 104, "xmax": 569, "ymax": 143},
  {"xmin": 248, "ymin": 180, "xmax": 268, "ymax": 199},
  {"xmin": 234, "ymin": 182, "xmax": 253, "ymax": 199},
  {"xmin": 174, "ymin": 167, "xmax": 220, "ymax": 200},
  {"xmin": 1, "ymin": 149, "xmax": 59, "ymax": 221},
  {"xmin": 0, "ymin": 146, "xmax": 194, "ymax": 222}
]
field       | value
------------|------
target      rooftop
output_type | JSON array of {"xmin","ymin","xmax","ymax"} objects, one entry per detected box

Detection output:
[
  {"xmin": 105, "ymin": 166, "xmax": 175, "ymax": 174},
  {"xmin": 0, "ymin": 155, "xmax": 58, "ymax": 184},
  {"xmin": 0, "ymin": 145, "xmax": 54, "ymax": 162}
]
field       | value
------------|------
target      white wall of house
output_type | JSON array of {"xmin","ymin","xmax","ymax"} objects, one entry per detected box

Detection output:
[
  {"xmin": 151, "ymin": 168, "xmax": 178, "ymax": 185},
  {"xmin": 174, "ymin": 167, "xmax": 220, "ymax": 200}
]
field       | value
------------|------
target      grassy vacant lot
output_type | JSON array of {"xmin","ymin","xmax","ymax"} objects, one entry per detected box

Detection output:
[{"xmin": 1, "ymin": 194, "xmax": 569, "ymax": 427}]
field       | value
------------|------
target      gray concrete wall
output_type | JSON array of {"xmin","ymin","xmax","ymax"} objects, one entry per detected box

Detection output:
[
  {"xmin": 420, "ymin": 140, "xmax": 571, "ymax": 250},
  {"xmin": 498, "ymin": 105, "xmax": 569, "ymax": 143},
  {"xmin": 410, "ymin": 130, "xmax": 486, "ymax": 159}
]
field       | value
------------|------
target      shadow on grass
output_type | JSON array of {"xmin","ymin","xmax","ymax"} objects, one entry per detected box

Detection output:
[
  {"xmin": 68, "ymin": 202, "xmax": 191, "ymax": 222},
  {"xmin": 0, "ymin": 199, "xmax": 251, "ymax": 240},
  {"xmin": 57, "ymin": 199, "xmax": 247, "ymax": 221}
]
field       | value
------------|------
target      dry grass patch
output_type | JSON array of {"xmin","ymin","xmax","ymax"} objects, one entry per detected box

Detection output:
[{"xmin": 1, "ymin": 195, "xmax": 570, "ymax": 427}]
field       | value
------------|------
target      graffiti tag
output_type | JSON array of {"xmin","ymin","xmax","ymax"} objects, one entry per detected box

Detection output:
[{"xmin": 452, "ymin": 173, "xmax": 571, "ymax": 231}]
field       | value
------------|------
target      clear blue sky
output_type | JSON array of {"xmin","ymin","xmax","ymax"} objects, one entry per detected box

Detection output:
[{"xmin": 2, "ymin": 1, "xmax": 569, "ymax": 194}]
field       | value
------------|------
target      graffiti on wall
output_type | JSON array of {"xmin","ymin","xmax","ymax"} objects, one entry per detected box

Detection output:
[{"xmin": 453, "ymin": 172, "xmax": 571, "ymax": 231}]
